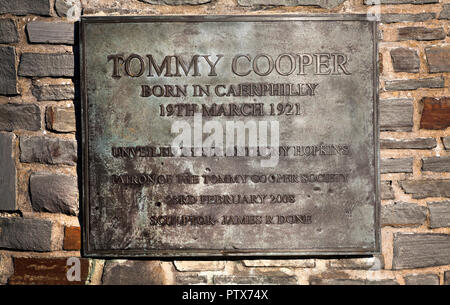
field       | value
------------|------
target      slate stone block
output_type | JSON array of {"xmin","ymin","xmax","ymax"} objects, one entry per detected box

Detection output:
[
  {"xmin": 0, "ymin": 104, "xmax": 41, "ymax": 131},
  {"xmin": 0, "ymin": 132, "xmax": 16, "ymax": 211},
  {"xmin": 29, "ymin": 172, "xmax": 78, "ymax": 216},
  {"xmin": 0, "ymin": 217, "xmax": 53, "ymax": 251},
  {"xmin": 20, "ymin": 136, "xmax": 77, "ymax": 165},
  {"xmin": 0, "ymin": 46, "xmax": 18, "ymax": 95},
  {"xmin": 0, "ymin": 19, "xmax": 18, "ymax": 43},
  {"xmin": 19, "ymin": 53, "xmax": 74, "ymax": 77},
  {"xmin": 393, "ymin": 233, "xmax": 450, "ymax": 269}
]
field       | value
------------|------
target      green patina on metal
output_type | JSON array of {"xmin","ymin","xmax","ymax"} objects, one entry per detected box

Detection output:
[{"xmin": 81, "ymin": 15, "xmax": 380, "ymax": 257}]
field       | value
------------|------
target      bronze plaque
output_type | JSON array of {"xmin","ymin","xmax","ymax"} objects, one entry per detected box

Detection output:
[{"xmin": 81, "ymin": 15, "xmax": 380, "ymax": 257}]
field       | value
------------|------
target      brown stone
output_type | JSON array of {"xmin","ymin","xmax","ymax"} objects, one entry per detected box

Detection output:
[
  {"xmin": 425, "ymin": 46, "xmax": 450, "ymax": 73},
  {"xmin": 420, "ymin": 97, "xmax": 450, "ymax": 130},
  {"xmin": 8, "ymin": 257, "xmax": 89, "ymax": 285},
  {"xmin": 63, "ymin": 226, "xmax": 81, "ymax": 251},
  {"xmin": 46, "ymin": 106, "xmax": 76, "ymax": 133}
]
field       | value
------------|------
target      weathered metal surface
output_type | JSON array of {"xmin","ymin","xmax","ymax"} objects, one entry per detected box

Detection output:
[{"xmin": 81, "ymin": 15, "xmax": 379, "ymax": 257}]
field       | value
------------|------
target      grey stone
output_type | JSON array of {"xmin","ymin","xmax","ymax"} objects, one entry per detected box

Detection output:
[
  {"xmin": 20, "ymin": 136, "xmax": 77, "ymax": 165},
  {"xmin": 0, "ymin": 46, "xmax": 18, "ymax": 95},
  {"xmin": 428, "ymin": 201, "xmax": 450, "ymax": 228},
  {"xmin": 381, "ymin": 158, "xmax": 413, "ymax": 174},
  {"xmin": 29, "ymin": 172, "xmax": 78, "ymax": 216},
  {"xmin": 102, "ymin": 260, "xmax": 168, "ymax": 285},
  {"xmin": 327, "ymin": 256, "xmax": 384, "ymax": 270},
  {"xmin": 381, "ymin": 181, "xmax": 395, "ymax": 200},
  {"xmin": 18, "ymin": 53, "xmax": 74, "ymax": 77},
  {"xmin": 439, "ymin": 4, "xmax": 450, "ymax": 20},
  {"xmin": 0, "ymin": 217, "xmax": 53, "ymax": 251},
  {"xmin": 404, "ymin": 274, "xmax": 439, "ymax": 285},
  {"xmin": 27, "ymin": 22, "xmax": 74, "ymax": 45},
  {"xmin": 176, "ymin": 275, "xmax": 208, "ymax": 285},
  {"xmin": 237, "ymin": 0, "xmax": 345, "ymax": 9},
  {"xmin": 0, "ymin": 133, "xmax": 16, "ymax": 211},
  {"xmin": 445, "ymin": 271, "xmax": 450, "ymax": 285},
  {"xmin": 398, "ymin": 27, "xmax": 446, "ymax": 41},
  {"xmin": 46, "ymin": 106, "xmax": 76, "ymax": 133},
  {"xmin": 443, "ymin": 137, "xmax": 450, "ymax": 150},
  {"xmin": 0, "ymin": 0, "xmax": 50, "ymax": 16},
  {"xmin": 213, "ymin": 275, "xmax": 297, "ymax": 285},
  {"xmin": 55, "ymin": 0, "xmax": 82, "ymax": 18},
  {"xmin": 422, "ymin": 156, "xmax": 450, "ymax": 172},
  {"xmin": 385, "ymin": 77, "xmax": 444, "ymax": 91},
  {"xmin": 390, "ymin": 48, "xmax": 420, "ymax": 73},
  {"xmin": 380, "ymin": 99, "xmax": 414, "ymax": 131},
  {"xmin": 380, "ymin": 138, "xmax": 437, "ymax": 150},
  {"xmin": 425, "ymin": 46, "xmax": 450, "ymax": 73},
  {"xmin": 380, "ymin": 13, "xmax": 436, "ymax": 24},
  {"xmin": 310, "ymin": 278, "xmax": 398, "ymax": 285},
  {"xmin": 140, "ymin": 0, "xmax": 211, "ymax": 4},
  {"xmin": 32, "ymin": 82, "xmax": 75, "ymax": 101},
  {"xmin": 399, "ymin": 180, "xmax": 450, "ymax": 199},
  {"xmin": 381, "ymin": 202, "xmax": 427, "ymax": 226},
  {"xmin": 365, "ymin": 0, "xmax": 437, "ymax": 4},
  {"xmin": 0, "ymin": 104, "xmax": 41, "ymax": 131},
  {"xmin": 0, "ymin": 19, "xmax": 18, "ymax": 43},
  {"xmin": 393, "ymin": 233, "xmax": 450, "ymax": 269}
]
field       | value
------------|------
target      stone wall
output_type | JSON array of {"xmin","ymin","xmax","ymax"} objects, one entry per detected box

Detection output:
[{"xmin": 0, "ymin": 0, "xmax": 449, "ymax": 285}]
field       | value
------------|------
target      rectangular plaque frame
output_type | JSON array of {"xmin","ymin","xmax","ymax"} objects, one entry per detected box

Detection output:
[{"xmin": 81, "ymin": 15, "xmax": 380, "ymax": 258}]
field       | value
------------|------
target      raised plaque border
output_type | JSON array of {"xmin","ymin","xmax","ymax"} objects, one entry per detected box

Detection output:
[{"xmin": 80, "ymin": 15, "xmax": 380, "ymax": 258}]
